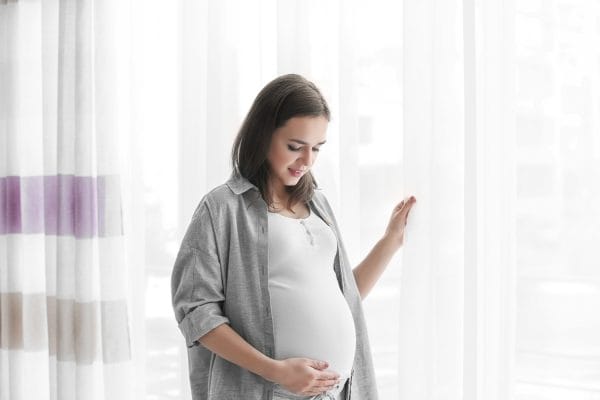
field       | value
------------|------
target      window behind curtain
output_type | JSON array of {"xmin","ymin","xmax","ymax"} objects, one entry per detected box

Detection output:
[{"xmin": 514, "ymin": 1, "xmax": 600, "ymax": 398}]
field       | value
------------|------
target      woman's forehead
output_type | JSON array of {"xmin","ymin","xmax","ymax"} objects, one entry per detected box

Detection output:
[{"xmin": 277, "ymin": 116, "xmax": 328, "ymax": 141}]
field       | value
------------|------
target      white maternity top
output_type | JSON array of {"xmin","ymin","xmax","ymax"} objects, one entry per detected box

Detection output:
[{"xmin": 268, "ymin": 206, "xmax": 356, "ymax": 399}]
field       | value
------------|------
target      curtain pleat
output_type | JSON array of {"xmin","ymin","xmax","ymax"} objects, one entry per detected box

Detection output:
[{"xmin": 0, "ymin": 1, "xmax": 132, "ymax": 399}]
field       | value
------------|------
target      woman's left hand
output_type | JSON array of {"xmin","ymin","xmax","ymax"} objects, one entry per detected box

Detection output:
[{"xmin": 384, "ymin": 195, "xmax": 417, "ymax": 249}]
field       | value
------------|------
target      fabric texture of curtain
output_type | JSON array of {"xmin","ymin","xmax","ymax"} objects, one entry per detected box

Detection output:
[
  {"xmin": 134, "ymin": 0, "xmax": 600, "ymax": 399},
  {"xmin": 0, "ymin": 1, "xmax": 132, "ymax": 399},
  {"xmin": 400, "ymin": 0, "xmax": 516, "ymax": 398},
  {"xmin": 3, "ymin": 0, "xmax": 599, "ymax": 399}
]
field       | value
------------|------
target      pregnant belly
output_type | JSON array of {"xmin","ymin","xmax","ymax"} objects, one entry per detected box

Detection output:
[{"xmin": 269, "ymin": 283, "xmax": 357, "ymax": 378}]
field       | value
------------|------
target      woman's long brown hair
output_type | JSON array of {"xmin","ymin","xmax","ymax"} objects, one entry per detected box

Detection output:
[{"xmin": 230, "ymin": 74, "xmax": 330, "ymax": 214}]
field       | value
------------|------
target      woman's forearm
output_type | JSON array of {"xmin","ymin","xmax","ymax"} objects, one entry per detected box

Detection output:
[
  {"xmin": 198, "ymin": 324, "xmax": 281, "ymax": 382},
  {"xmin": 352, "ymin": 235, "xmax": 400, "ymax": 300}
]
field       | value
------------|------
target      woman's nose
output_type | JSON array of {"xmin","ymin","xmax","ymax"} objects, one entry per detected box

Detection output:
[{"xmin": 300, "ymin": 149, "xmax": 314, "ymax": 166}]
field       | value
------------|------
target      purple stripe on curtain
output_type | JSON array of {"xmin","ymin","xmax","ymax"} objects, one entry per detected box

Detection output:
[{"xmin": 0, "ymin": 175, "xmax": 123, "ymax": 237}]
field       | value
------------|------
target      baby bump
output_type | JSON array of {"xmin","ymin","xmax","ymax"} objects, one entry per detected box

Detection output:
[{"xmin": 269, "ymin": 283, "xmax": 357, "ymax": 378}]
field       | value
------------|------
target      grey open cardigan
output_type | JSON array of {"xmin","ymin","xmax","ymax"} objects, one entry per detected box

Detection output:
[{"xmin": 171, "ymin": 172, "xmax": 379, "ymax": 399}]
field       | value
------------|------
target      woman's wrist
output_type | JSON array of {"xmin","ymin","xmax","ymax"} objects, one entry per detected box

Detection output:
[
  {"xmin": 259, "ymin": 357, "xmax": 283, "ymax": 383},
  {"xmin": 381, "ymin": 233, "xmax": 402, "ymax": 252}
]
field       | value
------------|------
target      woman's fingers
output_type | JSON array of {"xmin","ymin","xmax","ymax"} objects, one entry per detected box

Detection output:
[
  {"xmin": 313, "ymin": 381, "xmax": 338, "ymax": 392},
  {"xmin": 403, "ymin": 196, "xmax": 416, "ymax": 212},
  {"xmin": 395, "ymin": 196, "xmax": 416, "ymax": 227},
  {"xmin": 395, "ymin": 199, "xmax": 406, "ymax": 210},
  {"xmin": 317, "ymin": 371, "xmax": 339, "ymax": 380},
  {"xmin": 396, "ymin": 196, "xmax": 415, "ymax": 209},
  {"xmin": 308, "ymin": 371, "xmax": 340, "ymax": 395}
]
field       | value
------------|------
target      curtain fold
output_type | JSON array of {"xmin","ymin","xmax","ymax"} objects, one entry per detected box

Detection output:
[
  {"xmin": 400, "ymin": 0, "xmax": 466, "ymax": 397},
  {"xmin": 0, "ymin": 1, "xmax": 132, "ymax": 399},
  {"xmin": 400, "ymin": 0, "xmax": 517, "ymax": 399}
]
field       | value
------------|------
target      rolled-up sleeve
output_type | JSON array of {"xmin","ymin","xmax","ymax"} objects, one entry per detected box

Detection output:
[{"xmin": 171, "ymin": 201, "xmax": 230, "ymax": 347}]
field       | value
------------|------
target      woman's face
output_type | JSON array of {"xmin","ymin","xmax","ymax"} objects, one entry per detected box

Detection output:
[{"xmin": 266, "ymin": 115, "xmax": 328, "ymax": 195}]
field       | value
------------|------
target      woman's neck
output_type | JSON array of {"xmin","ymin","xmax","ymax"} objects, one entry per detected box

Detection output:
[
  {"xmin": 266, "ymin": 179, "xmax": 290, "ymax": 208},
  {"xmin": 268, "ymin": 196, "xmax": 290, "ymax": 212}
]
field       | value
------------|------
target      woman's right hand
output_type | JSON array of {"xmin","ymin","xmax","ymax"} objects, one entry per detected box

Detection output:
[{"xmin": 270, "ymin": 358, "xmax": 341, "ymax": 396}]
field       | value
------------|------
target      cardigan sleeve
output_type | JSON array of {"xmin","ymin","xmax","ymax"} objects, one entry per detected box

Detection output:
[{"xmin": 171, "ymin": 200, "xmax": 230, "ymax": 347}]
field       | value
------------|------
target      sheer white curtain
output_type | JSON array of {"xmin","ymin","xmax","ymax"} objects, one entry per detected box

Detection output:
[
  {"xmin": 0, "ymin": 1, "xmax": 133, "ymax": 400},
  {"xmin": 510, "ymin": 1, "xmax": 600, "ymax": 399},
  {"xmin": 130, "ymin": 0, "xmax": 600, "ymax": 399},
  {"xmin": 400, "ymin": 0, "xmax": 517, "ymax": 398},
  {"xmin": 3, "ymin": 0, "xmax": 598, "ymax": 399}
]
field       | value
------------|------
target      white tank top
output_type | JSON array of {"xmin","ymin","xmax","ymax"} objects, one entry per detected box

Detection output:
[{"xmin": 268, "ymin": 206, "xmax": 356, "ymax": 398}]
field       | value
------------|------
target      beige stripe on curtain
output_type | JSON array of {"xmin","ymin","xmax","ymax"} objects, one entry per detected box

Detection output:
[{"xmin": 0, "ymin": 294, "xmax": 130, "ymax": 363}]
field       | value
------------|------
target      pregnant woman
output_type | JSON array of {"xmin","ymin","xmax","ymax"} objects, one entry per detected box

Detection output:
[{"xmin": 171, "ymin": 74, "xmax": 416, "ymax": 400}]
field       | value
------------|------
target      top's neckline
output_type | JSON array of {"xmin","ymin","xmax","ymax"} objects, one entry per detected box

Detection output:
[{"xmin": 267, "ymin": 207, "xmax": 311, "ymax": 221}]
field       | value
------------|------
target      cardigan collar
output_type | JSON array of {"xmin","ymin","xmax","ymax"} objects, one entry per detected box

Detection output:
[
  {"xmin": 225, "ymin": 172, "xmax": 259, "ymax": 195},
  {"xmin": 225, "ymin": 171, "xmax": 317, "ymax": 202}
]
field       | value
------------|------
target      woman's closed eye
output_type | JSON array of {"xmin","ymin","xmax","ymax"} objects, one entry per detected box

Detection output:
[{"xmin": 288, "ymin": 145, "xmax": 320, "ymax": 152}]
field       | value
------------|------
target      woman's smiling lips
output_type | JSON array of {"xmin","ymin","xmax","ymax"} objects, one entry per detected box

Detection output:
[{"xmin": 288, "ymin": 168, "xmax": 305, "ymax": 177}]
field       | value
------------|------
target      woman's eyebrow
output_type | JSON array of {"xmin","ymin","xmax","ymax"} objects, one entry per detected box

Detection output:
[{"xmin": 289, "ymin": 139, "xmax": 327, "ymax": 145}]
